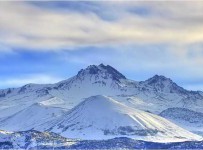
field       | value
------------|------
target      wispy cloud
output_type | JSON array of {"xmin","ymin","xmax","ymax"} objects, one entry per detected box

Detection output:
[
  {"xmin": 0, "ymin": 74, "xmax": 63, "ymax": 88},
  {"xmin": 1, "ymin": 1, "xmax": 203, "ymax": 50}
]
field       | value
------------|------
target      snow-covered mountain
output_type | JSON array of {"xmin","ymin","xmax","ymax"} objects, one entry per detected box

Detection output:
[
  {"xmin": 160, "ymin": 107, "xmax": 203, "ymax": 136},
  {"xmin": 50, "ymin": 64, "xmax": 137, "ymax": 109},
  {"xmin": 0, "ymin": 64, "xmax": 202, "ymax": 117},
  {"xmin": 0, "ymin": 85, "xmax": 54, "ymax": 118},
  {"xmin": 0, "ymin": 102, "xmax": 67, "ymax": 131},
  {"xmin": 0, "ymin": 64, "xmax": 203, "ymax": 140},
  {"xmin": 121, "ymin": 74, "xmax": 203, "ymax": 114},
  {"xmin": 47, "ymin": 95, "xmax": 201, "ymax": 142},
  {"xmin": 0, "ymin": 64, "xmax": 135, "ymax": 118}
]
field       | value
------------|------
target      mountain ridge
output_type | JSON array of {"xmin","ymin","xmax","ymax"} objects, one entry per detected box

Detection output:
[
  {"xmin": 0, "ymin": 64, "xmax": 202, "ymax": 115},
  {"xmin": 0, "ymin": 64, "xmax": 203, "ymax": 138},
  {"xmin": 0, "ymin": 64, "xmax": 199, "ymax": 93}
]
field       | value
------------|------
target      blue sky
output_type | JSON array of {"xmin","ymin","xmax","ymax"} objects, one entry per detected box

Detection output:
[{"xmin": 0, "ymin": 1, "xmax": 203, "ymax": 90}]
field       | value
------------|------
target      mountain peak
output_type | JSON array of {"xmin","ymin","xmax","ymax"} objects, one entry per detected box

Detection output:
[
  {"xmin": 145, "ymin": 74, "xmax": 173, "ymax": 85},
  {"xmin": 152, "ymin": 74, "xmax": 171, "ymax": 80},
  {"xmin": 77, "ymin": 64, "xmax": 126, "ymax": 81},
  {"xmin": 141, "ymin": 75, "xmax": 190, "ymax": 94},
  {"xmin": 98, "ymin": 63, "xmax": 105, "ymax": 67}
]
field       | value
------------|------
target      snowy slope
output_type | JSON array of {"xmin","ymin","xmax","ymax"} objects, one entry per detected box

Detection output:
[
  {"xmin": 199, "ymin": 91, "xmax": 203, "ymax": 96},
  {"xmin": 160, "ymin": 107, "xmax": 203, "ymax": 135},
  {"xmin": 0, "ymin": 84, "xmax": 55, "ymax": 118},
  {"xmin": 0, "ymin": 103, "xmax": 67, "ymax": 131},
  {"xmin": 39, "ymin": 96, "xmax": 66, "ymax": 108},
  {"xmin": 48, "ymin": 95, "xmax": 202, "ymax": 142}
]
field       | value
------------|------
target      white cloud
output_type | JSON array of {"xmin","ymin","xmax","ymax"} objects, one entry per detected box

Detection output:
[{"xmin": 0, "ymin": 2, "xmax": 203, "ymax": 50}]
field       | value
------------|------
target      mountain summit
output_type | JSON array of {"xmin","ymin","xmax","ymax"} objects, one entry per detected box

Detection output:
[
  {"xmin": 145, "ymin": 75, "xmax": 172, "ymax": 84},
  {"xmin": 140, "ymin": 75, "xmax": 187, "ymax": 94},
  {"xmin": 56, "ymin": 64, "xmax": 128, "ymax": 90},
  {"xmin": 76, "ymin": 64, "xmax": 126, "ymax": 82}
]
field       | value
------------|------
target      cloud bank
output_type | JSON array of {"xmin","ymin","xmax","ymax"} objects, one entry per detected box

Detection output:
[{"xmin": 0, "ymin": 1, "xmax": 203, "ymax": 50}]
